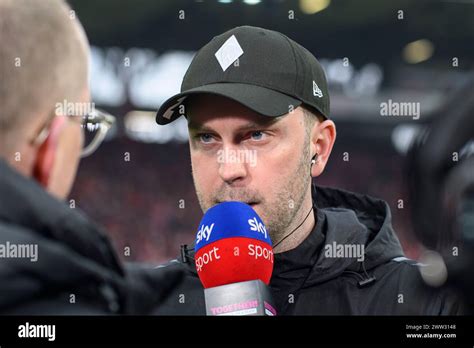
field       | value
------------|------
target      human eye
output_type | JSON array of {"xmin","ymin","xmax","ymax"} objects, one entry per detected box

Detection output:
[
  {"xmin": 250, "ymin": 130, "xmax": 266, "ymax": 141},
  {"xmin": 196, "ymin": 133, "xmax": 215, "ymax": 144}
]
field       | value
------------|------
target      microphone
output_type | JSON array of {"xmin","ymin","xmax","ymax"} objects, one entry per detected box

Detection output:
[{"xmin": 194, "ymin": 201, "xmax": 276, "ymax": 316}]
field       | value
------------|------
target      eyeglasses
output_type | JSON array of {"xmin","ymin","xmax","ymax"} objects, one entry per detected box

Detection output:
[{"xmin": 32, "ymin": 109, "xmax": 116, "ymax": 158}]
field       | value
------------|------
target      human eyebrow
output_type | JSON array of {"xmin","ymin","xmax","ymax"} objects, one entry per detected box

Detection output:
[
  {"xmin": 188, "ymin": 117, "xmax": 280, "ymax": 133},
  {"xmin": 187, "ymin": 122, "xmax": 215, "ymax": 134},
  {"xmin": 234, "ymin": 120, "xmax": 279, "ymax": 132}
]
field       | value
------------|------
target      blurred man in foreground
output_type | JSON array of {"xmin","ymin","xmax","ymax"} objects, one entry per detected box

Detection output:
[{"xmin": 0, "ymin": 0, "xmax": 181, "ymax": 314}]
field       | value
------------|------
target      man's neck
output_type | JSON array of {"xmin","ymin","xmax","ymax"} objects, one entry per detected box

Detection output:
[
  {"xmin": 273, "ymin": 197, "xmax": 316, "ymax": 254},
  {"xmin": 1, "ymin": 143, "xmax": 35, "ymax": 179}
]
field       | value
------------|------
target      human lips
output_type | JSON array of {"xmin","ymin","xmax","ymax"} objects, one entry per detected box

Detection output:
[{"xmin": 215, "ymin": 200, "xmax": 259, "ymax": 207}]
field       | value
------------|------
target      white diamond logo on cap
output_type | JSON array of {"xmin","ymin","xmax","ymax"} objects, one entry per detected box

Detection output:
[{"xmin": 215, "ymin": 35, "xmax": 244, "ymax": 72}]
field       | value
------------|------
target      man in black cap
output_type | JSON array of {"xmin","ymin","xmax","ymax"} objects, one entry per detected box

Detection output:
[{"xmin": 154, "ymin": 26, "xmax": 463, "ymax": 315}]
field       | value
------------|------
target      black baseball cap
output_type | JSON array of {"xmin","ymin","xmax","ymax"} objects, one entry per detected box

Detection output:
[{"xmin": 156, "ymin": 25, "xmax": 329, "ymax": 125}]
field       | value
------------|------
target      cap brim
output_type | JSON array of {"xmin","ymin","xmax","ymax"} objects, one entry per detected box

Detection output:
[{"xmin": 155, "ymin": 83, "xmax": 302, "ymax": 125}]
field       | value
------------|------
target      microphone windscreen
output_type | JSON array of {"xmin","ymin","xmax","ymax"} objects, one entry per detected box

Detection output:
[{"xmin": 194, "ymin": 201, "xmax": 273, "ymax": 288}]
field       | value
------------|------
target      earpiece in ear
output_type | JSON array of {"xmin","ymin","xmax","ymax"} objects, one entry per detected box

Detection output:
[{"xmin": 311, "ymin": 154, "xmax": 318, "ymax": 165}]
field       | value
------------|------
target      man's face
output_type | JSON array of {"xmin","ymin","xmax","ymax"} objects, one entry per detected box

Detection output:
[{"xmin": 188, "ymin": 95, "xmax": 313, "ymax": 244}]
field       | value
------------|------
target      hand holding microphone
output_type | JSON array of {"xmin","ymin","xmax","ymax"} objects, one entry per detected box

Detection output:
[{"xmin": 194, "ymin": 201, "xmax": 276, "ymax": 316}]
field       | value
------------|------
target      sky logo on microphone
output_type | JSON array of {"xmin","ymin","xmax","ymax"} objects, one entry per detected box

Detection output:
[
  {"xmin": 194, "ymin": 202, "xmax": 272, "ymax": 250},
  {"xmin": 196, "ymin": 223, "xmax": 214, "ymax": 244},
  {"xmin": 248, "ymin": 217, "xmax": 267, "ymax": 239}
]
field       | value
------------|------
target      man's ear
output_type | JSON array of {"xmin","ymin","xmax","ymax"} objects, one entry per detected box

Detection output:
[
  {"xmin": 33, "ymin": 116, "xmax": 66, "ymax": 187},
  {"xmin": 311, "ymin": 119, "xmax": 337, "ymax": 177}
]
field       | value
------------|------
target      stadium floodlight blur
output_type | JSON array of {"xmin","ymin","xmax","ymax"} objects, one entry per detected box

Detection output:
[{"xmin": 124, "ymin": 110, "xmax": 189, "ymax": 143}]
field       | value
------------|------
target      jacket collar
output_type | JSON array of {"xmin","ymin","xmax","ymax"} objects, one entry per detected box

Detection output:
[{"xmin": 272, "ymin": 184, "xmax": 404, "ymax": 289}]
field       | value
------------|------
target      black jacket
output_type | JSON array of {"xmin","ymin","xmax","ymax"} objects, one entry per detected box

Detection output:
[
  {"xmin": 154, "ymin": 184, "xmax": 464, "ymax": 315},
  {"xmin": 0, "ymin": 160, "xmax": 182, "ymax": 315}
]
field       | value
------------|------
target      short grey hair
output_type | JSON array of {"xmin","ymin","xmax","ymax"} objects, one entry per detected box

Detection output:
[
  {"xmin": 301, "ymin": 105, "xmax": 324, "ymax": 139},
  {"xmin": 0, "ymin": 0, "xmax": 89, "ymax": 152}
]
